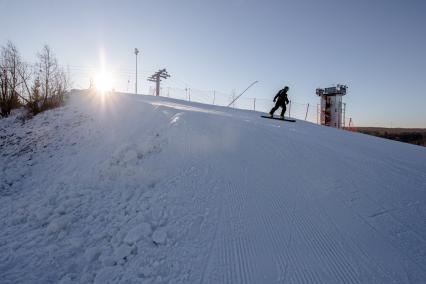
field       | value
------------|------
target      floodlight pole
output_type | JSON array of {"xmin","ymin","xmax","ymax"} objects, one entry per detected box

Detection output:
[{"xmin": 134, "ymin": 48, "xmax": 139, "ymax": 94}]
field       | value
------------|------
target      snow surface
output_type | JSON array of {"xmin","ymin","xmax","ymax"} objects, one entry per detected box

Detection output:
[{"xmin": 1, "ymin": 90, "xmax": 426, "ymax": 283}]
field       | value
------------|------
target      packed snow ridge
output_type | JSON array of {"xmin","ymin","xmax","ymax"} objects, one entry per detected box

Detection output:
[{"xmin": 1, "ymin": 90, "xmax": 426, "ymax": 283}]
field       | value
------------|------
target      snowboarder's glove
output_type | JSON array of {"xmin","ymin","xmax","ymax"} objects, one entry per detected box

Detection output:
[{"xmin": 273, "ymin": 99, "xmax": 276, "ymax": 102}]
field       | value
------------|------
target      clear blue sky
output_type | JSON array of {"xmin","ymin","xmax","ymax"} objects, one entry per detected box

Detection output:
[{"xmin": 1, "ymin": 0, "xmax": 425, "ymax": 127}]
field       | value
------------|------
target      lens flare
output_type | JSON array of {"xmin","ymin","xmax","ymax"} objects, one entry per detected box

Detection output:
[{"xmin": 93, "ymin": 48, "xmax": 114, "ymax": 94}]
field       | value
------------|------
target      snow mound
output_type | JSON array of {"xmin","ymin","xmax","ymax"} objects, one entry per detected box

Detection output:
[
  {"xmin": 1, "ymin": 90, "xmax": 426, "ymax": 283},
  {"xmin": 124, "ymin": 223, "xmax": 152, "ymax": 245}
]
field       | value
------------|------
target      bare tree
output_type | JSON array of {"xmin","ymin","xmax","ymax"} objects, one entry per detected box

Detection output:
[
  {"xmin": 36, "ymin": 45, "xmax": 67, "ymax": 111},
  {"xmin": 0, "ymin": 42, "xmax": 68, "ymax": 118},
  {"xmin": 38, "ymin": 45, "xmax": 56, "ymax": 103},
  {"xmin": 16, "ymin": 61, "xmax": 33, "ymax": 103},
  {"xmin": 0, "ymin": 41, "xmax": 23, "ymax": 117}
]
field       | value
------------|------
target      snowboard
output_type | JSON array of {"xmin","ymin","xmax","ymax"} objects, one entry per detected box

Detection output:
[{"xmin": 261, "ymin": 115, "xmax": 296, "ymax": 122}]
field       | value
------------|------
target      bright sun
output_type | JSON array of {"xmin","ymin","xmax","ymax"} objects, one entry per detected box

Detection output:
[{"xmin": 94, "ymin": 71, "xmax": 113, "ymax": 93}]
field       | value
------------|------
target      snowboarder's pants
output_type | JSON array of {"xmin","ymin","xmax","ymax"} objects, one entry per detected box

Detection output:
[{"xmin": 270, "ymin": 101, "xmax": 286, "ymax": 117}]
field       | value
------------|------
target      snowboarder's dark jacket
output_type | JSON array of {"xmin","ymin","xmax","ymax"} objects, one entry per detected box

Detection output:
[{"xmin": 274, "ymin": 89, "xmax": 289, "ymax": 105}]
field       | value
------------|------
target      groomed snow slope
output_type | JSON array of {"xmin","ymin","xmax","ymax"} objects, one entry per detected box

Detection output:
[{"xmin": 1, "ymin": 91, "xmax": 426, "ymax": 283}]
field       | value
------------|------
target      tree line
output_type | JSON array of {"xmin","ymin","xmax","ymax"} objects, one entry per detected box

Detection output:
[
  {"xmin": 0, "ymin": 41, "xmax": 68, "ymax": 118},
  {"xmin": 358, "ymin": 128, "xmax": 426, "ymax": 147}
]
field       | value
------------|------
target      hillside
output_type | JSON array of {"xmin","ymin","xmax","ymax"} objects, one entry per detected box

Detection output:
[{"xmin": 1, "ymin": 90, "xmax": 426, "ymax": 283}]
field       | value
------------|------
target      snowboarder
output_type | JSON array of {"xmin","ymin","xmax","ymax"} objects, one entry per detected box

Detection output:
[{"xmin": 269, "ymin": 86, "xmax": 290, "ymax": 118}]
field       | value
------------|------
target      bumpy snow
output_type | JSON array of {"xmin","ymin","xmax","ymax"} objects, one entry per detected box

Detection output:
[{"xmin": 1, "ymin": 91, "xmax": 426, "ymax": 283}]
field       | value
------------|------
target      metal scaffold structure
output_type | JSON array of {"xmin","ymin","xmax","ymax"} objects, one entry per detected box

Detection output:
[{"xmin": 316, "ymin": 85, "xmax": 348, "ymax": 128}]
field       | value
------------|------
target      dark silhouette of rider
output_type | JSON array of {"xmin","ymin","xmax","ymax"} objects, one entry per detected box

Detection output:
[{"xmin": 269, "ymin": 86, "xmax": 290, "ymax": 118}]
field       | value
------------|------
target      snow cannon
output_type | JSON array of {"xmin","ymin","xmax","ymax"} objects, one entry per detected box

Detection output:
[{"xmin": 316, "ymin": 85, "xmax": 347, "ymax": 128}]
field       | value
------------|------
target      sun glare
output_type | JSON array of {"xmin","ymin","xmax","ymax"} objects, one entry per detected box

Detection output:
[{"xmin": 94, "ymin": 71, "xmax": 113, "ymax": 93}]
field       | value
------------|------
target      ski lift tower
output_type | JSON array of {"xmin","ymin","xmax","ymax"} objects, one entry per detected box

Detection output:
[{"xmin": 316, "ymin": 84, "xmax": 347, "ymax": 128}]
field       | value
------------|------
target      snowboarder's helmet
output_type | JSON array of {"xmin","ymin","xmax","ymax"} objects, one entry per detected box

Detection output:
[{"xmin": 284, "ymin": 86, "xmax": 289, "ymax": 91}]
